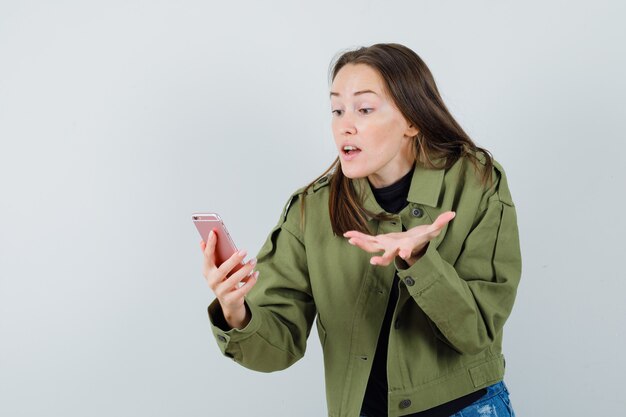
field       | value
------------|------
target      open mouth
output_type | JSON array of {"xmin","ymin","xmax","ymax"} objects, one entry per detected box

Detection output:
[{"xmin": 342, "ymin": 145, "xmax": 361, "ymax": 156}]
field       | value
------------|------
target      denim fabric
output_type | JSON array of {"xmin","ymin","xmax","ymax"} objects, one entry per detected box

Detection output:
[
  {"xmin": 359, "ymin": 381, "xmax": 515, "ymax": 417},
  {"xmin": 451, "ymin": 381, "xmax": 515, "ymax": 417}
]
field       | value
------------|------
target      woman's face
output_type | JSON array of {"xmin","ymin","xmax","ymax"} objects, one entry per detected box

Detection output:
[{"xmin": 330, "ymin": 63, "xmax": 418, "ymax": 188}]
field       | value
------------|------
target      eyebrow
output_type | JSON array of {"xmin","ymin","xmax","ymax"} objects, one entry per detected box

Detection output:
[{"xmin": 329, "ymin": 89, "xmax": 379, "ymax": 98}]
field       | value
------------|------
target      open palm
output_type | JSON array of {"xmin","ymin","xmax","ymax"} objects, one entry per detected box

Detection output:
[{"xmin": 343, "ymin": 211, "xmax": 456, "ymax": 266}]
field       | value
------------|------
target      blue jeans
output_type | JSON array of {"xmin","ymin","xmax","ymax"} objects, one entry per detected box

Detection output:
[
  {"xmin": 451, "ymin": 381, "xmax": 515, "ymax": 417},
  {"xmin": 360, "ymin": 381, "xmax": 515, "ymax": 417}
]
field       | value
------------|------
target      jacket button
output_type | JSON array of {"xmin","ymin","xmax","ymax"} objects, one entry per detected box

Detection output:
[
  {"xmin": 399, "ymin": 399, "xmax": 412, "ymax": 409},
  {"xmin": 411, "ymin": 207, "xmax": 423, "ymax": 218},
  {"xmin": 217, "ymin": 335, "xmax": 227, "ymax": 343},
  {"xmin": 405, "ymin": 277, "xmax": 415, "ymax": 286}
]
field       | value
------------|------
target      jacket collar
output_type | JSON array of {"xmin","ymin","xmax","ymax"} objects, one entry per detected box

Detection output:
[
  {"xmin": 406, "ymin": 162, "xmax": 445, "ymax": 207},
  {"xmin": 353, "ymin": 162, "xmax": 445, "ymax": 217}
]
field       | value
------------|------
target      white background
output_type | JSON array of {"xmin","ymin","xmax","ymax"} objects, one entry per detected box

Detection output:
[{"xmin": 1, "ymin": 1, "xmax": 625, "ymax": 416}]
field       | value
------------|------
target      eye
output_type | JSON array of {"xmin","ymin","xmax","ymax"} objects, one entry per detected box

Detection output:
[
  {"xmin": 359, "ymin": 108, "xmax": 373, "ymax": 115},
  {"xmin": 331, "ymin": 109, "xmax": 343, "ymax": 116}
]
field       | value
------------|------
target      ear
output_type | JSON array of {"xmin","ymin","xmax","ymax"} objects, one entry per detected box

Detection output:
[{"xmin": 405, "ymin": 123, "xmax": 419, "ymax": 138}]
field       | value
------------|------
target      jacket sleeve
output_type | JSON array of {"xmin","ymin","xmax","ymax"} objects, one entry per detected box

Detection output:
[
  {"xmin": 207, "ymin": 193, "xmax": 316, "ymax": 372},
  {"xmin": 396, "ymin": 167, "xmax": 522, "ymax": 355}
]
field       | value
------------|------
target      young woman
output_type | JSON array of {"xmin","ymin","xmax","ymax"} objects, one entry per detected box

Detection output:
[{"xmin": 200, "ymin": 43, "xmax": 521, "ymax": 417}]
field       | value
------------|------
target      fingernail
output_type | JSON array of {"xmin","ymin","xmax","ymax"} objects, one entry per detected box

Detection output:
[
  {"xmin": 249, "ymin": 258, "xmax": 257, "ymax": 267},
  {"xmin": 254, "ymin": 271, "xmax": 260, "ymax": 279},
  {"xmin": 238, "ymin": 249, "xmax": 247, "ymax": 257},
  {"xmin": 208, "ymin": 230, "xmax": 215, "ymax": 240}
]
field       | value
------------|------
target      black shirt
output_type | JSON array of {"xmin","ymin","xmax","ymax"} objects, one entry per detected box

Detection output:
[{"xmin": 360, "ymin": 166, "xmax": 486, "ymax": 417}]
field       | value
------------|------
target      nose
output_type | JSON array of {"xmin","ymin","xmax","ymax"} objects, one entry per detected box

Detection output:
[{"xmin": 338, "ymin": 113, "xmax": 356, "ymax": 135}]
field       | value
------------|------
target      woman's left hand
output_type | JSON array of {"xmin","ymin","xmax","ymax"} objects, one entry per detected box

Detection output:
[{"xmin": 343, "ymin": 211, "xmax": 456, "ymax": 267}]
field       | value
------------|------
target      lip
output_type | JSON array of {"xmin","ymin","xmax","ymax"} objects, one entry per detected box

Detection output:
[{"xmin": 339, "ymin": 142, "xmax": 362, "ymax": 161}]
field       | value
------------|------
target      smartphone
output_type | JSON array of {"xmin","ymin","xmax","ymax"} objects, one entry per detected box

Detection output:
[{"xmin": 192, "ymin": 212, "xmax": 244, "ymax": 274}]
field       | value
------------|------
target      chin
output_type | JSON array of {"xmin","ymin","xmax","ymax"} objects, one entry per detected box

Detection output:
[{"xmin": 339, "ymin": 163, "xmax": 370, "ymax": 180}]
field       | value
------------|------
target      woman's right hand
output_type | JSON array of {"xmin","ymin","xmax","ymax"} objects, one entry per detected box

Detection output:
[{"xmin": 200, "ymin": 230, "xmax": 259, "ymax": 330}]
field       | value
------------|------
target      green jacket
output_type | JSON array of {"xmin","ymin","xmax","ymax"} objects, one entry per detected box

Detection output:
[{"xmin": 208, "ymin": 156, "xmax": 522, "ymax": 417}]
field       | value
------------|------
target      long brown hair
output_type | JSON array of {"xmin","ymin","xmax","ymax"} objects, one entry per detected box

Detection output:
[{"xmin": 301, "ymin": 43, "xmax": 493, "ymax": 235}]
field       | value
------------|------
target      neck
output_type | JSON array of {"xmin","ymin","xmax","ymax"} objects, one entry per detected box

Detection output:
[{"xmin": 368, "ymin": 161, "xmax": 415, "ymax": 189}]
